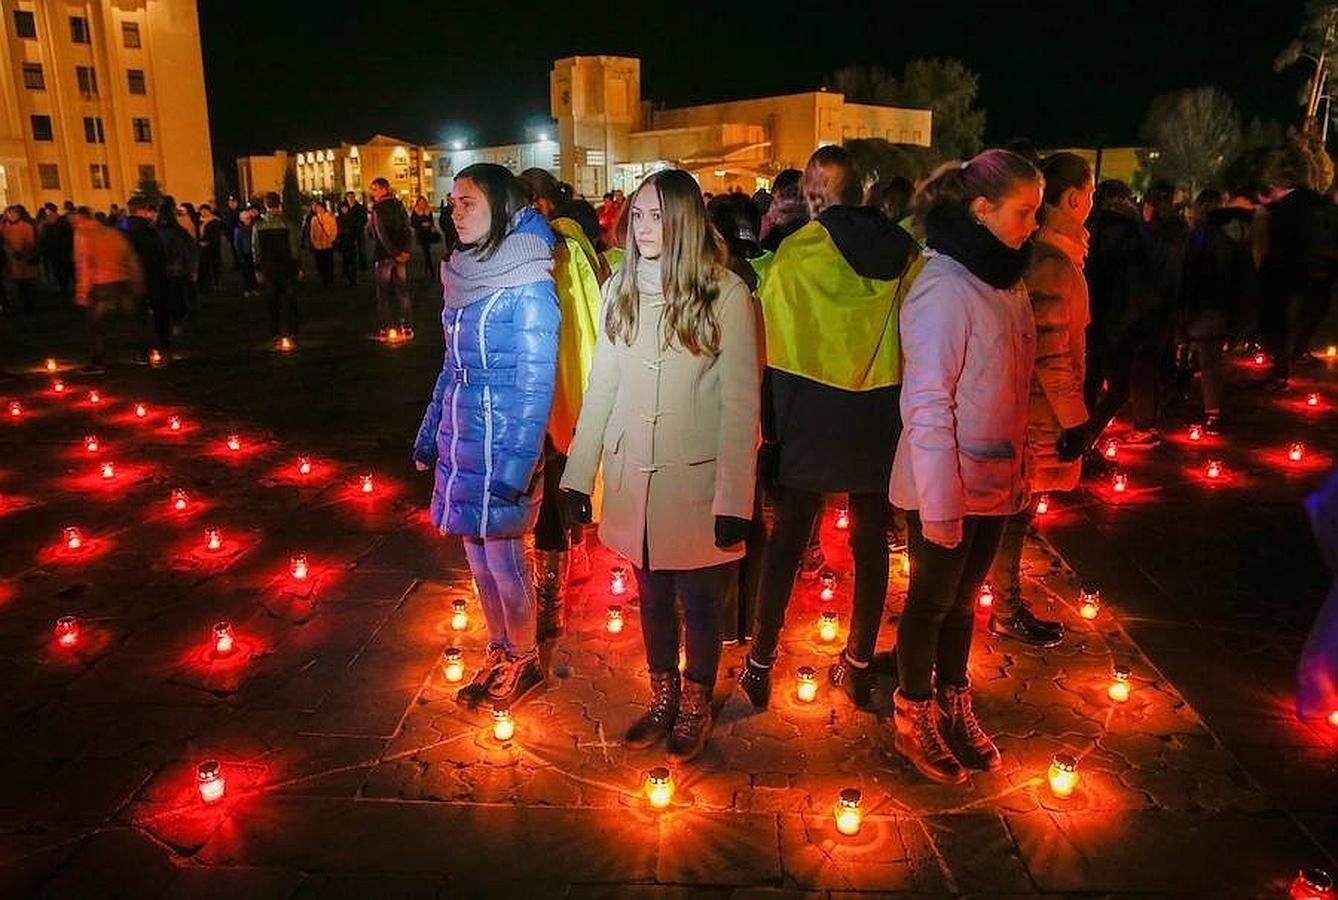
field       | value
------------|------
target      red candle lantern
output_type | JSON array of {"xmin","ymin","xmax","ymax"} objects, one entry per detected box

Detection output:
[
  {"xmin": 609, "ymin": 564, "xmax": 628, "ymax": 596},
  {"xmin": 1111, "ymin": 471, "xmax": 1128, "ymax": 494},
  {"xmin": 134, "ymin": 402, "xmax": 147, "ymax": 418},
  {"xmin": 225, "ymin": 434, "xmax": 241, "ymax": 452},
  {"xmin": 99, "ymin": 460, "xmax": 115, "ymax": 480},
  {"xmin": 168, "ymin": 415, "xmax": 182, "ymax": 432},
  {"xmin": 1035, "ymin": 493, "xmax": 1051, "ymax": 515},
  {"xmin": 1187, "ymin": 423, "xmax": 1203, "ymax": 442},
  {"xmin": 171, "ymin": 488, "xmax": 188, "ymax": 511},
  {"xmin": 1253, "ymin": 350, "xmax": 1267, "ymax": 366},
  {"xmin": 7, "ymin": 400, "xmax": 21, "ymax": 417},
  {"xmin": 834, "ymin": 787, "xmax": 864, "ymax": 836},
  {"xmin": 1290, "ymin": 442, "xmax": 1306, "ymax": 463},
  {"xmin": 834, "ymin": 506, "xmax": 850, "ymax": 530},
  {"xmin": 1205, "ymin": 459, "xmax": 1223, "ymax": 480},
  {"xmin": 819, "ymin": 571, "xmax": 836, "ymax": 602},
  {"xmin": 45, "ymin": 357, "xmax": 57, "ymax": 372},
  {"xmin": 1328, "ymin": 345, "xmax": 1338, "ymax": 359},
  {"xmin": 1103, "ymin": 438, "xmax": 1118, "ymax": 460},
  {"xmin": 1290, "ymin": 867, "xmax": 1334, "ymax": 900},
  {"xmin": 978, "ymin": 581, "xmax": 994, "ymax": 609},
  {"xmin": 1308, "ymin": 392, "xmax": 1321, "ymax": 408},
  {"xmin": 278, "ymin": 336, "xmax": 294, "ymax": 352},
  {"xmin": 491, "ymin": 704, "xmax": 515, "ymax": 741},
  {"xmin": 360, "ymin": 473, "xmax": 375, "ymax": 494},
  {"xmin": 386, "ymin": 327, "xmax": 401, "ymax": 342},
  {"xmin": 795, "ymin": 665, "xmax": 818, "ymax": 703},
  {"xmin": 87, "ymin": 390, "xmax": 100, "ymax": 405},
  {"xmin": 63, "ymin": 526, "xmax": 83, "ymax": 550},
  {"xmin": 204, "ymin": 527, "xmax": 222, "ymax": 552},
  {"xmin": 442, "ymin": 647, "xmax": 464, "ymax": 682},
  {"xmin": 450, "ymin": 598, "xmax": 469, "ymax": 631},
  {"xmin": 297, "ymin": 455, "xmax": 312, "ymax": 476},
  {"xmin": 644, "ymin": 766, "xmax": 674, "ymax": 809},
  {"xmin": 84, "ymin": 434, "xmax": 100, "ymax": 453},
  {"xmin": 818, "ymin": 609, "xmax": 839, "ymax": 642},
  {"xmin": 1048, "ymin": 752, "xmax": 1079, "ymax": 798},
  {"xmin": 149, "ymin": 348, "xmax": 163, "ymax": 366},
  {"xmin": 54, "ymin": 615, "xmax": 80, "ymax": 648},
  {"xmin": 52, "ymin": 379, "xmax": 65, "ymax": 394},
  {"xmin": 605, "ymin": 604, "xmax": 625, "ymax": 634},
  {"xmin": 1079, "ymin": 588, "xmax": 1101, "ymax": 620},
  {"xmin": 290, "ymin": 553, "xmax": 309, "ymax": 581},
  {"xmin": 212, "ymin": 621, "xmax": 235, "ymax": 656},
  {"xmin": 197, "ymin": 760, "xmax": 225, "ymax": 803},
  {"xmin": 1108, "ymin": 664, "xmax": 1132, "ymax": 703}
]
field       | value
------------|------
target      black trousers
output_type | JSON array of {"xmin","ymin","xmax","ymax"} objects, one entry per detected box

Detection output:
[
  {"xmin": 535, "ymin": 438, "xmax": 580, "ymax": 552},
  {"xmin": 635, "ymin": 561, "xmax": 737, "ymax": 688},
  {"xmin": 313, "ymin": 248, "xmax": 335, "ymax": 288},
  {"xmin": 896, "ymin": 511, "xmax": 1006, "ymax": 699},
  {"xmin": 751, "ymin": 487, "xmax": 891, "ymax": 665},
  {"xmin": 262, "ymin": 271, "xmax": 299, "ymax": 337}
]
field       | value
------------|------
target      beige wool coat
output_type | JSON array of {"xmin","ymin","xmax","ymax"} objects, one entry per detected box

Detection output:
[{"xmin": 561, "ymin": 256, "xmax": 761, "ymax": 570}]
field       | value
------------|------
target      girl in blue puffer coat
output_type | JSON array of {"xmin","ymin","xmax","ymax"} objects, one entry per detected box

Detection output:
[{"xmin": 413, "ymin": 163, "xmax": 560, "ymax": 709}]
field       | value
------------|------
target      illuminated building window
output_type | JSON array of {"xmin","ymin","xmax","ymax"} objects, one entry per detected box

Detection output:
[
  {"xmin": 89, "ymin": 163, "xmax": 110, "ymax": 189},
  {"xmin": 38, "ymin": 163, "xmax": 60, "ymax": 190},
  {"xmin": 132, "ymin": 117, "xmax": 152, "ymax": 143},
  {"xmin": 22, "ymin": 63, "xmax": 44, "ymax": 90},
  {"xmin": 83, "ymin": 117, "xmax": 105, "ymax": 143},
  {"xmin": 31, "ymin": 115, "xmax": 53, "ymax": 141},
  {"xmin": 127, "ymin": 69, "xmax": 146, "ymax": 94},
  {"xmin": 70, "ymin": 16, "xmax": 89, "ymax": 44},
  {"xmin": 122, "ymin": 22, "xmax": 141, "ymax": 49},
  {"xmin": 76, "ymin": 66, "xmax": 98, "ymax": 97},
  {"xmin": 14, "ymin": 11, "xmax": 37, "ymax": 39}
]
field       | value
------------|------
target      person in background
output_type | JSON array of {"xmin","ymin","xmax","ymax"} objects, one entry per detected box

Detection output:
[
  {"xmin": 410, "ymin": 195, "xmax": 440, "ymax": 281},
  {"xmin": 561, "ymin": 169, "xmax": 760, "ymax": 764},
  {"xmin": 253, "ymin": 191, "xmax": 303, "ymax": 342},
  {"xmin": 234, "ymin": 207, "xmax": 260, "ymax": 298},
  {"xmin": 197, "ymin": 204, "xmax": 224, "ymax": 293},
  {"xmin": 0, "ymin": 205, "xmax": 39, "ymax": 315},
  {"xmin": 336, "ymin": 200, "xmax": 360, "ymax": 287},
  {"xmin": 306, "ymin": 199, "xmax": 338, "ymax": 290},
  {"xmin": 123, "ymin": 195, "xmax": 170, "ymax": 364},
  {"xmin": 889, "ymin": 149, "xmax": 1041, "ymax": 784},
  {"xmin": 519, "ymin": 168, "xmax": 606, "ymax": 639},
  {"xmin": 368, "ymin": 177, "xmax": 415, "ymax": 338},
  {"xmin": 738, "ymin": 146, "xmax": 916, "ymax": 710},
  {"xmin": 72, "ymin": 207, "xmax": 142, "ymax": 372},
  {"xmin": 759, "ymin": 169, "xmax": 808, "ymax": 253},
  {"xmin": 985, "ymin": 152, "xmax": 1094, "ymax": 648},
  {"xmin": 413, "ymin": 163, "xmax": 559, "ymax": 710},
  {"xmin": 344, "ymin": 190, "xmax": 369, "ymax": 272},
  {"xmin": 156, "ymin": 199, "xmax": 199, "ymax": 341},
  {"xmin": 866, "ymin": 176, "xmax": 915, "ymax": 224}
]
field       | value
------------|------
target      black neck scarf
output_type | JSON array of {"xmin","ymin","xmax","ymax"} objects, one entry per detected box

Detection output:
[{"xmin": 925, "ymin": 205, "xmax": 1031, "ymax": 289}]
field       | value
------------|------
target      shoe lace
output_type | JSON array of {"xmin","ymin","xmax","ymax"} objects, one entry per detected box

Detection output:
[
  {"xmin": 913, "ymin": 705, "xmax": 955, "ymax": 760},
  {"xmin": 947, "ymin": 691, "xmax": 988, "ymax": 744},
  {"xmin": 488, "ymin": 657, "xmax": 518, "ymax": 695}
]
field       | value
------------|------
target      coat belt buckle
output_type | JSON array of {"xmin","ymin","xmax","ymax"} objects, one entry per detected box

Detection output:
[{"xmin": 453, "ymin": 368, "xmax": 469, "ymax": 385}]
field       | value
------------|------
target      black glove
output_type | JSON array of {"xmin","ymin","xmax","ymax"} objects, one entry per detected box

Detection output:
[
  {"xmin": 562, "ymin": 489, "xmax": 593, "ymax": 525},
  {"xmin": 714, "ymin": 515, "xmax": 750, "ymax": 549},
  {"xmin": 1056, "ymin": 420, "xmax": 1090, "ymax": 462}
]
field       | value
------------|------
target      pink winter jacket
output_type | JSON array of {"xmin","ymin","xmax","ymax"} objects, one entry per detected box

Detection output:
[{"xmin": 888, "ymin": 251, "xmax": 1035, "ymax": 522}]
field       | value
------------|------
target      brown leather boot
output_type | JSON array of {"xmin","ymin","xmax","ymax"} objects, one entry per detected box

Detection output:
[
  {"xmin": 666, "ymin": 677, "xmax": 714, "ymax": 764},
  {"xmin": 893, "ymin": 689, "xmax": 967, "ymax": 784},
  {"xmin": 625, "ymin": 670, "xmax": 680, "ymax": 749},
  {"xmin": 535, "ymin": 550, "xmax": 568, "ymax": 642},
  {"xmin": 937, "ymin": 681, "xmax": 1002, "ymax": 771}
]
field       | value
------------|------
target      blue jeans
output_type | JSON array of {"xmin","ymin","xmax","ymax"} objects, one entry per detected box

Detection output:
[
  {"xmin": 374, "ymin": 258, "xmax": 411, "ymax": 328},
  {"xmin": 463, "ymin": 536, "xmax": 536, "ymax": 656}
]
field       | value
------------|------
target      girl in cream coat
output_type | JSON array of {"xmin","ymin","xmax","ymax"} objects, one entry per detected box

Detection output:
[{"xmin": 561, "ymin": 169, "xmax": 760, "ymax": 764}]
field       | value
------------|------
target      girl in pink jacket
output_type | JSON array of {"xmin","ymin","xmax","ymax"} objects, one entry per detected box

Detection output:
[{"xmin": 887, "ymin": 150, "xmax": 1042, "ymax": 784}]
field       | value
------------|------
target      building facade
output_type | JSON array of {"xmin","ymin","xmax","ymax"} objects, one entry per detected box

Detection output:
[
  {"xmin": 238, "ymin": 135, "xmax": 438, "ymax": 205},
  {"xmin": 0, "ymin": 0, "xmax": 214, "ymax": 209}
]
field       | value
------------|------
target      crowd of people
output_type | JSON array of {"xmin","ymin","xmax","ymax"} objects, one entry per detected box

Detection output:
[{"xmin": 3, "ymin": 135, "xmax": 1333, "ymax": 775}]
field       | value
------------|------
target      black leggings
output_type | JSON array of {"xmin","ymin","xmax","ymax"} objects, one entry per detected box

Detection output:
[
  {"xmin": 635, "ymin": 561, "xmax": 736, "ymax": 688},
  {"xmin": 751, "ymin": 487, "xmax": 891, "ymax": 665},
  {"xmin": 896, "ymin": 511, "xmax": 1006, "ymax": 699}
]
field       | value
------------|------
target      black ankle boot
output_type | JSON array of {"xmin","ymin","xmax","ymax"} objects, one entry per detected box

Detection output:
[
  {"xmin": 625, "ymin": 671, "xmax": 680, "ymax": 749},
  {"xmin": 737, "ymin": 653, "xmax": 773, "ymax": 709},
  {"xmin": 829, "ymin": 652, "xmax": 875, "ymax": 707}
]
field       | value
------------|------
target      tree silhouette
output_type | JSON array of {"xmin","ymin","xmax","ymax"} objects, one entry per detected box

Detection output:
[
  {"xmin": 1137, "ymin": 87, "xmax": 1242, "ymax": 196},
  {"xmin": 829, "ymin": 58, "xmax": 985, "ymax": 162},
  {"xmin": 1275, "ymin": 1, "xmax": 1338, "ymax": 133}
]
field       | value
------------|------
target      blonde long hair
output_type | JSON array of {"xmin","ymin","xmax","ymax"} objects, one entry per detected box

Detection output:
[{"xmin": 605, "ymin": 169, "xmax": 725, "ymax": 356}]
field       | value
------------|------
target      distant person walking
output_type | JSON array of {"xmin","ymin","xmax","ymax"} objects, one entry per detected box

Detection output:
[
  {"xmin": 368, "ymin": 177, "xmax": 414, "ymax": 337},
  {"xmin": 253, "ymin": 192, "xmax": 303, "ymax": 341},
  {"xmin": 306, "ymin": 200, "xmax": 338, "ymax": 289}
]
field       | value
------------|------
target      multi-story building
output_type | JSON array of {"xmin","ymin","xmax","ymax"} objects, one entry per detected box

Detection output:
[
  {"xmin": 0, "ymin": 0, "xmax": 214, "ymax": 209},
  {"xmin": 238, "ymin": 135, "xmax": 437, "ymax": 205}
]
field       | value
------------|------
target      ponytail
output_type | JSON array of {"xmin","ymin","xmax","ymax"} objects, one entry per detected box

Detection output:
[{"xmin": 913, "ymin": 149, "xmax": 1041, "ymax": 226}]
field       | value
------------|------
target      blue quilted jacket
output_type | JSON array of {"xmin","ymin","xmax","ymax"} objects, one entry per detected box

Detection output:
[{"xmin": 413, "ymin": 223, "xmax": 560, "ymax": 538}]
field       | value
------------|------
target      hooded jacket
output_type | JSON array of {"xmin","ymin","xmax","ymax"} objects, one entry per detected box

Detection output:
[
  {"xmin": 413, "ymin": 210, "xmax": 559, "ymax": 538},
  {"xmin": 758, "ymin": 206, "xmax": 918, "ymax": 493}
]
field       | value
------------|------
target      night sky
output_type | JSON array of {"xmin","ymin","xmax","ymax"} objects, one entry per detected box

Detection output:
[{"xmin": 201, "ymin": 0, "xmax": 1312, "ymax": 166}]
